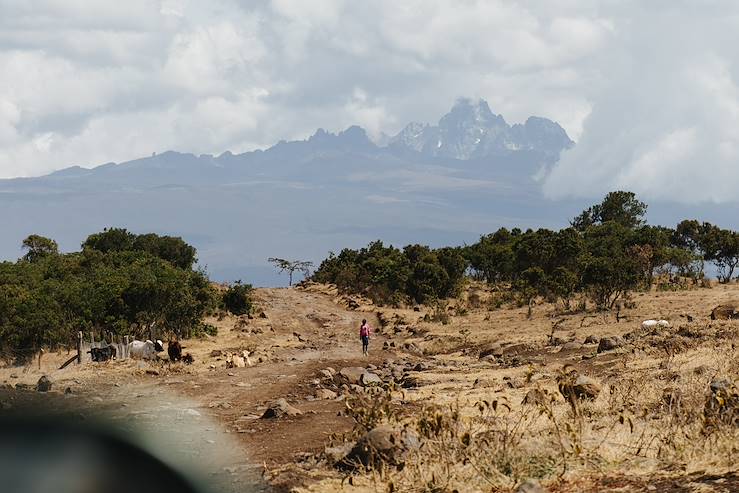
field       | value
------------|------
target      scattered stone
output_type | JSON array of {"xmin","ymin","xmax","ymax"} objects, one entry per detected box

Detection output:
[
  {"xmin": 584, "ymin": 335, "xmax": 599, "ymax": 344},
  {"xmin": 597, "ymin": 336, "xmax": 625, "ymax": 353},
  {"xmin": 516, "ymin": 479, "xmax": 547, "ymax": 493},
  {"xmin": 9, "ymin": 374, "xmax": 18, "ymax": 379},
  {"xmin": 549, "ymin": 337, "xmax": 566, "ymax": 347},
  {"xmin": 401, "ymin": 375, "xmax": 421, "ymax": 389},
  {"xmin": 15, "ymin": 383, "xmax": 31, "ymax": 391},
  {"xmin": 316, "ymin": 389, "xmax": 338, "ymax": 400},
  {"xmin": 403, "ymin": 342, "xmax": 423, "ymax": 356},
  {"xmin": 258, "ymin": 311, "xmax": 268, "ymax": 319},
  {"xmin": 711, "ymin": 304, "xmax": 739, "ymax": 320},
  {"xmin": 64, "ymin": 387, "xmax": 73, "ymax": 395},
  {"xmin": 145, "ymin": 369, "xmax": 160, "ymax": 376},
  {"xmin": 210, "ymin": 349, "xmax": 223, "ymax": 357},
  {"xmin": 337, "ymin": 367, "xmax": 366, "ymax": 385},
  {"xmin": 559, "ymin": 341, "xmax": 582, "ymax": 351},
  {"xmin": 479, "ymin": 344, "xmax": 502, "ymax": 359},
  {"xmin": 360, "ymin": 372, "xmax": 383, "ymax": 386},
  {"xmin": 339, "ymin": 426, "xmax": 419, "ymax": 469},
  {"xmin": 261, "ymin": 399, "xmax": 302, "ymax": 419}
]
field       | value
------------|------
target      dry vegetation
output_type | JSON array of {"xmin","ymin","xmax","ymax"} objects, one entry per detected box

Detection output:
[{"xmin": 2, "ymin": 282, "xmax": 739, "ymax": 492}]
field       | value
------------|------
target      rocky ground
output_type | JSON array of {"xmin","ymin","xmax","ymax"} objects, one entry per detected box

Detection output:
[{"xmin": 2, "ymin": 282, "xmax": 739, "ymax": 492}]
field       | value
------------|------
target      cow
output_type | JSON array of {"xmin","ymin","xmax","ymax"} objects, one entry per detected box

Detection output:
[
  {"xmin": 225, "ymin": 350, "xmax": 252, "ymax": 368},
  {"xmin": 89, "ymin": 345, "xmax": 116, "ymax": 362},
  {"xmin": 168, "ymin": 340, "xmax": 182, "ymax": 362},
  {"xmin": 128, "ymin": 339, "xmax": 164, "ymax": 360}
]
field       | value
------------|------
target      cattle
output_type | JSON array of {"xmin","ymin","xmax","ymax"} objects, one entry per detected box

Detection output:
[
  {"xmin": 168, "ymin": 340, "xmax": 183, "ymax": 362},
  {"xmin": 89, "ymin": 345, "xmax": 116, "ymax": 362},
  {"xmin": 641, "ymin": 319, "xmax": 670, "ymax": 330},
  {"xmin": 128, "ymin": 339, "xmax": 164, "ymax": 360}
]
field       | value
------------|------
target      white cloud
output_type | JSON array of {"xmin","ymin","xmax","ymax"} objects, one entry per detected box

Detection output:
[{"xmin": 0, "ymin": 0, "xmax": 736, "ymax": 203}]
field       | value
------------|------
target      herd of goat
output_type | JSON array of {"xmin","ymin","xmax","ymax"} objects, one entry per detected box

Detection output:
[{"xmin": 88, "ymin": 338, "xmax": 193, "ymax": 364}]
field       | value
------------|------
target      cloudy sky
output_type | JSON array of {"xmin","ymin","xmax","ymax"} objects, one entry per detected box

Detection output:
[{"xmin": 1, "ymin": 1, "xmax": 738, "ymax": 202}]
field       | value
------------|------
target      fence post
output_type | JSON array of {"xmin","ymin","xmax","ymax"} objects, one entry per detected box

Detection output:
[
  {"xmin": 77, "ymin": 331, "xmax": 82, "ymax": 364},
  {"xmin": 124, "ymin": 335, "xmax": 129, "ymax": 359}
]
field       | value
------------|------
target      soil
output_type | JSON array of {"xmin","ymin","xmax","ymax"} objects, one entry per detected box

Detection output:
[{"xmin": 2, "ymin": 282, "xmax": 739, "ymax": 492}]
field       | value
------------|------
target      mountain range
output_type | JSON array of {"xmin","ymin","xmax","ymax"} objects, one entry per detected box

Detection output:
[{"xmin": 0, "ymin": 98, "xmax": 729, "ymax": 285}]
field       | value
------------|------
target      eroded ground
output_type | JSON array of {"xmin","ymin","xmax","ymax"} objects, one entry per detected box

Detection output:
[{"xmin": 2, "ymin": 283, "xmax": 739, "ymax": 492}]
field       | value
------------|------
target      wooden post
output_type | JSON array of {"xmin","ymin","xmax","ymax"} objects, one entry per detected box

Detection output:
[
  {"xmin": 90, "ymin": 331, "xmax": 95, "ymax": 349},
  {"xmin": 77, "ymin": 331, "xmax": 82, "ymax": 364},
  {"xmin": 124, "ymin": 335, "xmax": 129, "ymax": 359}
]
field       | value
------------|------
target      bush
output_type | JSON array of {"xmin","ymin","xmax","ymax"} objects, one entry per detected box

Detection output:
[{"xmin": 222, "ymin": 281, "xmax": 253, "ymax": 315}]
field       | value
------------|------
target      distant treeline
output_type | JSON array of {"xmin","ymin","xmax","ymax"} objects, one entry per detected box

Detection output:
[
  {"xmin": 312, "ymin": 191, "xmax": 739, "ymax": 309},
  {"xmin": 0, "ymin": 229, "xmax": 222, "ymax": 363}
]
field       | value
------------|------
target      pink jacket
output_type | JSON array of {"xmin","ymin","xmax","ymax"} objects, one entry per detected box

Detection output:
[{"xmin": 360, "ymin": 324, "xmax": 371, "ymax": 337}]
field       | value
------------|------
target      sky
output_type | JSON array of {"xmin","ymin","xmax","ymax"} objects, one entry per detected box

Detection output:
[{"xmin": 1, "ymin": 1, "xmax": 738, "ymax": 202}]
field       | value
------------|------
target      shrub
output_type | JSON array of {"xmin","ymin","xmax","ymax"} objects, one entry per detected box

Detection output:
[{"xmin": 222, "ymin": 281, "xmax": 253, "ymax": 315}]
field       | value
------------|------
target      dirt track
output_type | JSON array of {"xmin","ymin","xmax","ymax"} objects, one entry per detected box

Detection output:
[{"xmin": 3, "ymin": 283, "xmax": 739, "ymax": 492}]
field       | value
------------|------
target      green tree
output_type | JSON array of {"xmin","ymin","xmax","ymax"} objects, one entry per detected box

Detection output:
[
  {"xmin": 572, "ymin": 191, "xmax": 647, "ymax": 231},
  {"xmin": 21, "ymin": 235, "xmax": 59, "ymax": 263}
]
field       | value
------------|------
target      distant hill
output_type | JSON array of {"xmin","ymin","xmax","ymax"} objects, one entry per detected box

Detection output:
[{"xmin": 0, "ymin": 98, "xmax": 732, "ymax": 285}]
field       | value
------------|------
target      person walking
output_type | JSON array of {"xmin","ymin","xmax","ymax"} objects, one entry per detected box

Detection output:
[{"xmin": 359, "ymin": 319, "xmax": 372, "ymax": 356}]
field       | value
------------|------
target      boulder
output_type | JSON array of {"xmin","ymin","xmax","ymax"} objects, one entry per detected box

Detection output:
[
  {"xmin": 559, "ymin": 341, "xmax": 582, "ymax": 352},
  {"xmin": 597, "ymin": 336, "xmax": 625, "ymax": 353},
  {"xmin": 479, "ymin": 344, "xmax": 502, "ymax": 359},
  {"xmin": 573, "ymin": 375, "xmax": 601, "ymax": 400},
  {"xmin": 319, "ymin": 369, "xmax": 334, "ymax": 380},
  {"xmin": 360, "ymin": 372, "xmax": 383, "ymax": 386},
  {"xmin": 316, "ymin": 389, "xmax": 338, "ymax": 400},
  {"xmin": 36, "ymin": 376, "xmax": 52, "ymax": 392},
  {"xmin": 337, "ymin": 367, "xmax": 366, "ymax": 385},
  {"xmin": 711, "ymin": 304, "xmax": 739, "ymax": 320},
  {"xmin": 260, "ymin": 399, "xmax": 302, "ymax": 419},
  {"xmin": 339, "ymin": 426, "xmax": 419, "ymax": 469}
]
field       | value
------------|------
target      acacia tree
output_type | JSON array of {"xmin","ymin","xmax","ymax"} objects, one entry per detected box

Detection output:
[{"xmin": 268, "ymin": 258, "xmax": 314, "ymax": 286}]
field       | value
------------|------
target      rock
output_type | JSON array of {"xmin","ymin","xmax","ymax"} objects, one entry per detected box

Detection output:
[
  {"xmin": 14, "ymin": 383, "xmax": 30, "ymax": 391},
  {"xmin": 549, "ymin": 337, "xmax": 566, "ymax": 346},
  {"xmin": 711, "ymin": 304, "xmax": 739, "ymax": 320},
  {"xmin": 339, "ymin": 426, "xmax": 419, "ymax": 469},
  {"xmin": 479, "ymin": 343, "xmax": 502, "ymax": 359},
  {"xmin": 258, "ymin": 311, "xmax": 268, "ymax": 319},
  {"xmin": 145, "ymin": 369, "xmax": 160, "ymax": 376},
  {"xmin": 710, "ymin": 378, "xmax": 734, "ymax": 395},
  {"xmin": 403, "ymin": 342, "xmax": 423, "ymax": 356},
  {"xmin": 413, "ymin": 362, "xmax": 430, "ymax": 371},
  {"xmin": 360, "ymin": 372, "xmax": 383, "ymax": 386},
  {"xmin": 559, "ymin": 341, "xmax": 582, "ymax": 351},
  {"xmin": 401, "ymin": 375, "xmax": 421, "ymax": 389},
  {"xmin": 522, "ymin": 389, "xmax": 550, "ymax": 407},
  {"xmin": 209, "ymin": 349, "xmax": 223, "ymax": 357},
  {"xmin": 597, "ymin": 336, "xmax": 625, "ymax": 353},
  {"xmin": 516, "ymin": 479, "xmax": 547, "ymax": 493},
  {"xmin": 36, "ymin": 376, "xmax": 52, "ymax": 392},
  {"xmin": 584, "ymin": 335, "xmax": 599, "ymax": 344},
  {"xmin": 316, "ymin": 389, "xmax": 338, "ymax": 400},
  {"xmin": 64, "ymin": 387, "xmax": 73, "ymax": 395},
  {"xmin": 261, "ymin": 399, "xmax": 302, "ymax": 419},
  {"xmin": 573, "ymin": 375, "xmax": 601, "ymax": 400},
  {"xmin": 9, "ymin": 374, "xmax": 18, "ymax": 379},
  {"xmin": 324, "ymin": 443, "xmax": 354, "ymax": 464},
  {"xmin": 501, "ymin": 343, "xmax": 537, "ymax": 356},
  {"xmin": 337, "ymin": 367, "xmax": 366, "ymax": 385}
]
